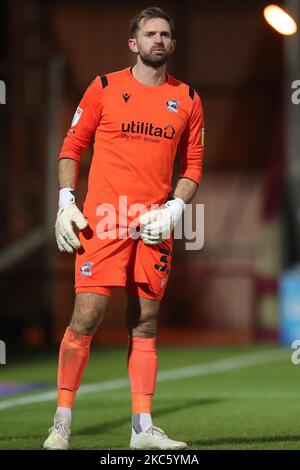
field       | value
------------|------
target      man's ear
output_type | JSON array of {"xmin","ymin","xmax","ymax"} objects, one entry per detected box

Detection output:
[
  {"xmin": 128, "ymin": 38, "xmax": 138, "ymax": 53},
  {"xmin": 171, "ymin": 39, "xmax": 176, "ymax": 54}
]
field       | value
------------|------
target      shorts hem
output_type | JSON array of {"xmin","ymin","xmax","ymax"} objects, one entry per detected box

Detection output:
[
  {"xmin": 75, "ymin": 284, "xmax": 125, "ymax": 297},
  {"xmin": 75, "ymin": 283, "xmax": 126, "ymax": 289}
]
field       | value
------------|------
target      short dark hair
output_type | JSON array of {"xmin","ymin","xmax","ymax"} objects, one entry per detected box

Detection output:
[{"xmin": 130, "ymin": 7, "xmax": 175, "ymax": 38}]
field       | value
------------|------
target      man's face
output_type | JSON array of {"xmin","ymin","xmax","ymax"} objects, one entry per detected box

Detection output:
[{"xmin": 130, "ymin": 18, "xmax": 175, "ymax": 67}]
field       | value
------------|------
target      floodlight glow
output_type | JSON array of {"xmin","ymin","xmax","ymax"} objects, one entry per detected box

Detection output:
[{"xmin": 264, "ymin": 4, "xmax": 297, "ymax": 35}]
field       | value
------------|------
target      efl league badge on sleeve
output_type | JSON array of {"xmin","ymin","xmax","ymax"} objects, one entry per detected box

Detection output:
[
  {"xmin": 201, "ymin": 127, "xmax": 205, "ymax": 146},
  {"xmin": 71, "ymin": 106, "xmax": 83, "ymax": 127},
  {"xmin": 166, "ymin": 99, "xmax": 179, "ymax": 113}
]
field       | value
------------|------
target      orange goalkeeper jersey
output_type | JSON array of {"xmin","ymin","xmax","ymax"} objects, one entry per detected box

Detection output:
[{"xmin": 59, "ymin": 67, "xmax": 204, "ymax": 218}]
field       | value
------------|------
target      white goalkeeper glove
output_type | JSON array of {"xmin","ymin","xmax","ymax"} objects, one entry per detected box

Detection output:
[
  {"xmin": 55, "ymin": 188, "xmax": 88, "ymax": 253},
  {"xmin": 139, "ymin": 197, "xmax": 185, "ymax": 245}
]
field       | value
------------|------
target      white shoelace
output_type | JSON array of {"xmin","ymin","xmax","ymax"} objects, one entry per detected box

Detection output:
[
  {"xmin": 49, "ymin": 419, "xmax": 71, "ymax": 440},
  {"xmin": 148, "ymin": 426, "xmax": 168, "ymax": 439}
]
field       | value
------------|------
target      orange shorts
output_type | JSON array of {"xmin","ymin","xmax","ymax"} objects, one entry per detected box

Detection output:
[{"xmin": 75, "ymin": 216, "xmax": 172, "ymax": 301}]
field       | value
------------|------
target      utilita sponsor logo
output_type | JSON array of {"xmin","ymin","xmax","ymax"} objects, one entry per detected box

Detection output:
[{"xmin": 121, "ymin": 121, "xmax": 175, "ymax": 139}]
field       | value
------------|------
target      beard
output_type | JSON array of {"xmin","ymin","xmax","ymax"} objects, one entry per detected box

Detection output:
[{"xmin": 138, "ymin": 46, "xmax": 172, "ymax": 67}]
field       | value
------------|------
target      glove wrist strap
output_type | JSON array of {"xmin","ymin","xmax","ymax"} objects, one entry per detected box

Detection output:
[
  {"xmin": 174, "ymin": 197, "xmax": 186, "ymax": 211},
  {"xmin": 166, "ymin": 197, "xmax": 186, "ymax": 212},
  {"xmin": 59, "ymin": 188, "xmax": 76, "ymax": 208}
]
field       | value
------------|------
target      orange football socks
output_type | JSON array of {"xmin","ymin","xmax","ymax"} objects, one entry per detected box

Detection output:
[
  {"xmin": 57, "ymin": 327, "xmax": 92, "ymax": 409},
  {"xmin": 127, "ymin": 337, "xmax": 157, "ymax": 415}
]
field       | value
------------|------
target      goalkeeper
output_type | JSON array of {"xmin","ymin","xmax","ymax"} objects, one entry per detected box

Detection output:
[{"xmin": 43, "ymin": 6, "xmax": 204, "ymax": 451}]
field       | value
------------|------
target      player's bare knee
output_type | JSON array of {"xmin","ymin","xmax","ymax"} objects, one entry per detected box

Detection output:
[
  {"xmin": 72, "ymin": 301, "xmax": 106, "ymax": 333},
  {"xmin": 130, "ymin": 315, "xmax": 157, "ymax": 337},
  {"xmin": 70, "ymin": 293, "xmax": 108, "ymax": 334},
  {"xmin": 70, "ymin": 313, "xmax": 101, "ymax": 335}
]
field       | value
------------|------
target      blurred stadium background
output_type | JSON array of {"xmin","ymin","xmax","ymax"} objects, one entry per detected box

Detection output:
[{"xmin": 0, "ymin": 0, "xmax": 300, "ymax": 450}]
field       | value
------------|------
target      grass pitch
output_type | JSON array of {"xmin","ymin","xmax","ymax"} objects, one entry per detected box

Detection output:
[{"xmin": 0, "ymin": 345, "xmax": 298, "ymax": 450}]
